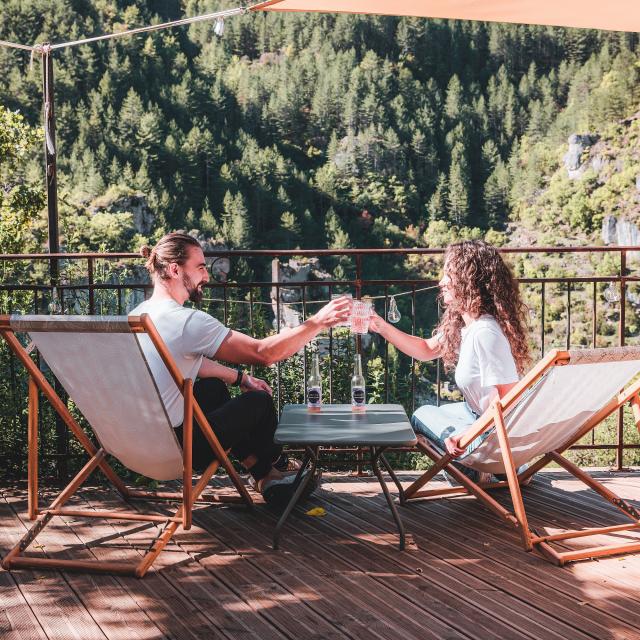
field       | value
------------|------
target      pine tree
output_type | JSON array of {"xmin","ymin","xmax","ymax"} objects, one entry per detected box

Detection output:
[
  {"xmin": 118, "ymin": 88, "xmax": 144, "ymax": 143},
  {"xmin": 427, "ymin": 173, "xmax": 449, "ymax": 221},
  {"xmin": 444, "ymin": 74, "xmax": 464, "ymax": 121},
  {"xmin": 484, "ymin": 160, "xmax": 510, "ymax": 227},
  {"xmin": 447, "ymin": 143, "xmax": 471, "ymax": 225}
]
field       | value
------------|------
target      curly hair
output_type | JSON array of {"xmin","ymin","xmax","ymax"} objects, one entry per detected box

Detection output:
[{"xmin": 434, "ymin": 240, "xmax": 530, "ymax": 376}]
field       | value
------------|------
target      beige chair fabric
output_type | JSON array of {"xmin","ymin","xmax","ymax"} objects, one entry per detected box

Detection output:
[
  {"xmin": 10, "ymin": 315, "xmax": 183, "ymax": 481},
  {"xmin": 461, "ymin": 347, "xmax": 640, "ymax": 474}
]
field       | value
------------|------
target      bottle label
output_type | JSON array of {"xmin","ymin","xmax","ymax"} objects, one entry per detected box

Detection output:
[
  {"xmin": 308, "ymin": 386, "xmax": 321, "ymax": 407},
  {"xmin": 352, "ymin": 387, "xmax": 365, "ymax": 405}
]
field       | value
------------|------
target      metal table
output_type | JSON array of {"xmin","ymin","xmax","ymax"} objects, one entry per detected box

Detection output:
[{"xmin": 273, "ymin": 403, "xmax": 417, "ymax": 550}]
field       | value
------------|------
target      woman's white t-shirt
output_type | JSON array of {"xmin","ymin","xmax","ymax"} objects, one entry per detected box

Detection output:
[{"xmin": 453, "ymin": 315, "xmax": 518, "ymax": 415}]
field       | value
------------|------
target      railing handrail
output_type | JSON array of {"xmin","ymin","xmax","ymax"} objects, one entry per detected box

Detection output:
[{"xmin": 1, "ymin": 244, "xmax": 640, "ymax": 260}]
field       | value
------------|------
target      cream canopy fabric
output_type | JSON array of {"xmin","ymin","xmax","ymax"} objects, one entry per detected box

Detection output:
[{"xmin": 251, "ymin": 0, "xmax": 640, "ymax": 33}]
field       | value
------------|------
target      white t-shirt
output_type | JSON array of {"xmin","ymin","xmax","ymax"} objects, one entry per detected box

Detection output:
[
  {"xmin": 454, "ymin": 315, "xmax": 519, "ymax": 415},
  {"xmin": 129, "ymin": 298, "xmax": 230, "ymax": 427}
]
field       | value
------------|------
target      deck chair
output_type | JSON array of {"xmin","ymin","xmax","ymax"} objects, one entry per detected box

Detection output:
[
  {"xmin": 0, "ymin": 314, "xmax": 253, "ymax": 577},
  {"xmin": 403, "ymin": 347, "xmax": 640, "ymax": 565}
]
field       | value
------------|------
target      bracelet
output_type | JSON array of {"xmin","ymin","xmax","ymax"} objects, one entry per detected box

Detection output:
[{"xmin": 232, "ymin": 369, "xmax": 244, "ymax": 387}]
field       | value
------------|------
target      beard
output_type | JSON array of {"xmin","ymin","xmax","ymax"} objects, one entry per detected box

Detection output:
[{"xmin": 182, "ymin": 274, "xmax": 204, "ymax": 304}]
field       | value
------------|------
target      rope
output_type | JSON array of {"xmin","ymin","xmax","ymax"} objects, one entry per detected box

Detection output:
[
  {"xmin": 49, "ymin": 6, "xmax": 248, "ymax": 50},
  {"xmin": 0, "ymin": 5, "xmax": 249, "ymax": 54},
  {"xmin": 0, "ymin": 39, "xmax": 35, "ymax": 52},
  {"xmin": 41, "ymin": 45, "xmax": 56, "ymax": 156},
  {"xmin": 201, "ymin": 284, "xmax": 440, "ymax": 306}
]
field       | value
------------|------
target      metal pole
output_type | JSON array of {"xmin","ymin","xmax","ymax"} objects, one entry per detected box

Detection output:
[
  {"xmin": 42, "ymin": 46, "xmax": 68, "ymax": 481},
  {"xmin": 42, "ymin": 46, "xmax": 60, "ymax": 282}
]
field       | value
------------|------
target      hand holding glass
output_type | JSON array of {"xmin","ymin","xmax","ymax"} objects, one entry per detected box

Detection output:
[{"xmin": 331, "ymin": 293, "xmax": 353, "ymax": 327}]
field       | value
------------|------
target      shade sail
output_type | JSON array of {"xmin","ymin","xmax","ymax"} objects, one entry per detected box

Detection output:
[{"xmin": 251, "ymin": 0, "xmax": 640, "ymax": 33}]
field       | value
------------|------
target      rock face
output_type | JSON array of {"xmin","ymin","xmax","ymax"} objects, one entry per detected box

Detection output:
[
  {"xmin": 602, "ymin": 215, "xmax": 640, "ymax": 261},
  {"xmin": 90, "ymin": 192, "xmax": 156, "ymax": 235},
  {"xmin": 564, "ymin": 134, "xmax": 599, "ymax": 179},
  {"xmin": 272, "ymin": 258, "xmax": 332, "ymax": 329}
]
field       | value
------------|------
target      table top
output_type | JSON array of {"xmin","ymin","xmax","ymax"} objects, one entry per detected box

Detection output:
[{"xmin": 275, "ymin": 404, "xmax": 417, "ymax": 446}]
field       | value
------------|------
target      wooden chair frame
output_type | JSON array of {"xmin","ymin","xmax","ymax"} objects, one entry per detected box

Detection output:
[
  {"xmin": 0, "ymin": 313, "xmax": 253, "ymax": 577},
  {"xmin": 402, "ymin": 349, "xmax": 640, "ymax": 565}
]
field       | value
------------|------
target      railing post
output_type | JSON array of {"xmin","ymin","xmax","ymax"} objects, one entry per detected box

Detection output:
[
  {"xmin": 42, "ymin": 46, "xmax": 60, "ymax": 287},
  {"xmin": 355, "ymin": 253, "xmax": 364, "ymax": 476},
  {"xmin": 616, "ymin": 250, "xmax": 627, "ymax": 471},
  {"xmin": 88, "ymin": 257, "xmax": 95, "ymax": 314}
]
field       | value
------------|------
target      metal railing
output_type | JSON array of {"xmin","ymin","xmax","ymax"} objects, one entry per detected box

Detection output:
[{"xmin": 1, "ymin": 245, "xmax": 639, "ymax": 478}]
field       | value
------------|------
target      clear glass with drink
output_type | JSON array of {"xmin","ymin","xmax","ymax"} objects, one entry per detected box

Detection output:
[
  {"xmin": 331, "ymin": 292, "xmax": 353, "ymax": 327},
  {"xmin": 307, "ymin": 353, "xmax": 322, "ymax": 412},
  {"xmin": 351, "ymin": 353, "xmax": 366, "ymax": 412},
  {"xmin": 350, "ymin": 299, "xmax": 372, "ymax": 334}
]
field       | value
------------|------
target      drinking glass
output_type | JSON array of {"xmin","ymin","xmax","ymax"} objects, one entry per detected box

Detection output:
[
  {"xmin": 350, "ymin": 299, "xmax": 372, "ymax": 334},
  {"xmin": 331, "ymin": 292, "xmax": 353, "ymax": 327}
]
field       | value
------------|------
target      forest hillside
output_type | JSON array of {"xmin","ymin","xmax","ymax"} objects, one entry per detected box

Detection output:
[{"xmin": 1, "ymin": 1, "xmax": 639, "ymax": 260}]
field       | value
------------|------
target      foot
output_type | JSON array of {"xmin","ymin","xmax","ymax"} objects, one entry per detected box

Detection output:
[
  {"xmin": 519, "ymin": 474, "xmax": 533, "ymax": 487},
  {"xmin": 261, "ymin": 470, "xmax": 321, "ymax": 508},
  {"xmin": 273, "ymin": 453, "xmax": 303, "ymax": 473}
]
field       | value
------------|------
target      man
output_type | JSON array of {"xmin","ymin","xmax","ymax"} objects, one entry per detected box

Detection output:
[{"xmin": 130, "ymin": 232, "xmax": 350, "ymax": 505}]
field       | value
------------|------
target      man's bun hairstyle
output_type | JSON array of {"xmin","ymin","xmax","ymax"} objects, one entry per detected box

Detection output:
[{"xmin": 141, "ymin": 233, "xmax": 201, "ymax": 280}]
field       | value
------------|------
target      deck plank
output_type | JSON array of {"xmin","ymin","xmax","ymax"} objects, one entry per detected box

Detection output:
[
  {"xmin": 284, "ymin": 479, "xmax": 604, "ymax": 640},
  {"xmin": 0, "ymin": 493, "xmax": 108, "ymax": 640},
  {"xmin": 1, "ymin": 470, "xmax": 639, "ymax": 640},
  {"xmin": 189, "ymin": 497, "xmax": 471, "ymax": 640},
  {"xmin": 0, "ymin": 572, "xmax": 47, "ymax": 640},
  {"xmin": 329, "ymin": 474, "xmax": 640, "ymax": 640},
  {"xmin": 398, "ymin": 478, "xmax": 640, "ymax": 630},
  {"xmin": 80, "ymin": 488, "xmax": 290, "ymax": 640}
]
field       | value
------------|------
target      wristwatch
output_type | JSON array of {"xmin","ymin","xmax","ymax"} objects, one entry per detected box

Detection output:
[{"xmin": 232, "ymin": 369, "xmax": 244, "ymax": 387}]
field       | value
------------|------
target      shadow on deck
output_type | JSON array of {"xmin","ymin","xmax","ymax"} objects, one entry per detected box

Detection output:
[{"xmin": 1, "ymin": 470, "xmax": 640, "ymax": 640}]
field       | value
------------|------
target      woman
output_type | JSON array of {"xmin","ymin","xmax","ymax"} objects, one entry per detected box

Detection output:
[{"xmin": 369, "ymin": 240, "xmax": 530, "ymax": 482}]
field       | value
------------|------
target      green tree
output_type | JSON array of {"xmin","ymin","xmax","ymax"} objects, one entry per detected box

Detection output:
[{"xmin": 0, "ymin": 107, "xmax": 44, "ymax": 253}]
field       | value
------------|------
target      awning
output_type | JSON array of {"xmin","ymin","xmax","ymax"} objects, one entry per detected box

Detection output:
[{"xmin": 251, "ymin": 0, "xmax": 640, "ymax": 33}]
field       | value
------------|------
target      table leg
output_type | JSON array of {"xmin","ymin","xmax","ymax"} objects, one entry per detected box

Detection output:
[
  {"xmin": 370, "ymin": 447, "xmax": 406, "ymax": 550},
  {"xmin": 379, "ymin": 451, "xmax": 406, "ymax": 506},
  {"xmin": 273, "ymin": 446, "xmax": 318, "ymax": 551}
]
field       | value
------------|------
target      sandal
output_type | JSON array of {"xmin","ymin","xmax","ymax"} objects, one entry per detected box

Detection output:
[
  {"xmin": 273, "ymin": 453, "xmax": 303, "ymax": 473},
  {"xmin": 260, "ymin": 470, "xmax": 321, "ymax": 508}
]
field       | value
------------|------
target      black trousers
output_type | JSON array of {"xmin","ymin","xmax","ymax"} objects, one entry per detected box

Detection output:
[{"xmin": 174, "ymin": 378, "xmax": 280, "ymax": 482}]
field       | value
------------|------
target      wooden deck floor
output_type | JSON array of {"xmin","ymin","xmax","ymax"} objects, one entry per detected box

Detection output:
[{"xmin": 1, "ymin": 469, "xmax": 640, "ymax": 640}]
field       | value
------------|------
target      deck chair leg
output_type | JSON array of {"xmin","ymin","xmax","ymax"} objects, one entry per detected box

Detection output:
[
  {"xmin": 28, "ymin": 378, "xmax": 38, "ymax": 521},
  {"xmin": 417, "ymin": 440, "xmax": 520, "ymax": 527},
  {"xmin": 632, "ymin": 394, "xmax": 640, "ymax": 436},
  {"xmin": 404, "ymin": 439, "xmax": 454, "ymax": 499},
  {"xmin": 493, "ymin": 402, "xmax": 533, "ymax": 551},
  {"xmin": 182, "ymin": 378, "xmax": 193, "ymax": 530},
  {"xmin": 548, "ymin": 451, "xmax": 640, "ymax": 521},
  {"xmin": 134, "ymin": 458, "xmax": 220, "ymax": 578},
  {"xmin": 2, "ymin": 449, "xmax": 107, "ymax": 570}
]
